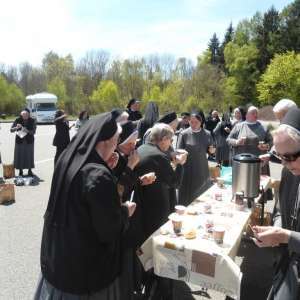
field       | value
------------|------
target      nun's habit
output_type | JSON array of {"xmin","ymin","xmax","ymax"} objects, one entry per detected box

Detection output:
[
  {"xmin": 113, "ymin": 121, "xmax": 144, "ymax": 300},
  {"xmin": 267, "ymin": 108, "xmax": 300, "ymax": 300},
  {"xmin": 177, "ymin": 113, "xmax": 213, "ymax": 206},
  {"xmin": 35, "ymin": 113, "xmax": 129, "ymax": 300},
  {"xmin": 213, "ymin": 114, "xmax": 232, "ymax": 165},
  {"xmin": 134, "ymin": 142, "xmax": 183, "ymax": 242},
  {"xmin": 52, "ymin": 110, "xmax": 71, "ymax": 164},
  {"xmin": 10, "ymin": 114, "xmax": 36, "ymax": 171}
]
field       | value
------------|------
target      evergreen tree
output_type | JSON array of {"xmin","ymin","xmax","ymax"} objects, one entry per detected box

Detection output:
[
  {"xmin": 280, "ymin": 0, "xmax": 300, "ymax": 52},
  {"xmin": 208, "ymin": 33, "xmax": 221, "ymax": 65},
  {"xmin": 219, "ymin": 22, "xmax": 234, "ymax": 71},
  {"xmin": 254, "ymin": 6, "xmax": 281, "ymax": 72}
]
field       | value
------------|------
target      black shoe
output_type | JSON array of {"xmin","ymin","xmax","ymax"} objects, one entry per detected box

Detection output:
[{"xmin": 19, "ymin": 170, "xmax": 23, "ymax": 177}]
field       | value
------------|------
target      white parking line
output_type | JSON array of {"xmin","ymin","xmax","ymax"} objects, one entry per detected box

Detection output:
[{"xmin": 36, "ymin": 158, "xmax": 53, "ymax": 165}]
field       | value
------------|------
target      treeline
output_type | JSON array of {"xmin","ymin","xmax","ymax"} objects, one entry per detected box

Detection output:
[{"xmin": 1, "ymin": 0, "xmax": 300, "ymax": 115}]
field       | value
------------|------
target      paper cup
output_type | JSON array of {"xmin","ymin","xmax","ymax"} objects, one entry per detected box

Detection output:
[
  {"xmin": 216, "ymin": 177, "xmax": 225, "ymax": 188},
  {"xmin": 204, "ymin": 203, "xmax": 212, "ymax": 214},
  {"xmin": 175, "ymin": 205, "xmax": 186, "ymax": 215},
  {"xmin": 169, "ymin": 213, "xmax": 183, "ymax": 235},
  {"xmin": 213, "ymin": 226, "xmax": 226, "ymax": 244}
]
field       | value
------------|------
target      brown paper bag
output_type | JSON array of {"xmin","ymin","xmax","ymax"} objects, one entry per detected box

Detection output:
[
  {"xmin": 0, "ymin": 184, "xmax": 15, "ymax": 204},
  {"xmin": 3, "ymin": 164, "xmax": 15, "ymax": 179}
]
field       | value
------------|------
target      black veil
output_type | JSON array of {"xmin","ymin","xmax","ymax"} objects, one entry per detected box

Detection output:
[{"xmin": 45, "ymin": 112, "xmax": 118, "ymax": 226}]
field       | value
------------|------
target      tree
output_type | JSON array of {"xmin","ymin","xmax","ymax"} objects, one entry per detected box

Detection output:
[
  {"xmin": 219, "ymin": 22, "xmax": 234, "ymax": 70},
  {"xmin": 121, "ymin": 58, "xmax": 144, "ymax": 100},
  {"xmin": 254, "ymin": 6, "xmax": 281, "ymax": 71},
  {"xmin": 19, "ymin": 62, "xmax": 47, "ymax": 95},
  {"xmin": 90, "ymin": 80, "xmax": 122, "ymax": 113},
  {"xmin": 208, "ymin": 33, "xmax": 221, "ymax": 65},
  {"xmin": 42, "ymin": 51, "xmax": 74, "ymax": 83},
  {"xmin": 159, "ymin": 81, "xmax": 183, "ymax": 113},
  {"xmin": 76, "ymin": 50, "xmax": 110, "ymax": 95},
  {"xmin": 280, "ymin": 0, "xmax": 300, "ymax": 52},
  {"xmin": 191, "ymin": 63, "xmax": 225, "ymax": 111},
  {"xmin": 257, "ymin": 51, "xmax": 300, "ymax": 106},
  {"xmin": 47, "ymin": 78, "xmax": 68, "ymax": 110},
  {"xmin": 0, "ymin": 75, "xmax": 24, "ymax": 114},
  {"xmin": 224, "ymin": 42, "xmax": 260, "ymax": 104}
]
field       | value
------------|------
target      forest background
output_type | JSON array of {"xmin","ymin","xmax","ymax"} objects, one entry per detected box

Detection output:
[{"xmin": 1, "ymin": 0, "xmax": 300, "ymax": 115}]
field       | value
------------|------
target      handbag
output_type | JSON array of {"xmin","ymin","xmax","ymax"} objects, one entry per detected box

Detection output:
[{"xmin": 0, "ymin": 183, "xmax": 15, "ymax": 204}]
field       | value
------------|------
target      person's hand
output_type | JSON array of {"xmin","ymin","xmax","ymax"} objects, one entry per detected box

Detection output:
[
  {"xmin": 258, "ymin": 143, "xmax": 270, "ymax": 151},
  {"xmin": 127, "ymin": 150, "xmax": 140, "ymax": 170},
  {"xmin": 16, "ymin": 123, "xmax": 22, "ymax": 129},
  {"xmin": 252, "ymin": 226, "xmax": 291, "ymax": 248},
  {"xmin": 123, "ymin": 201, "xmax": 136, "ymax": 217},
  {"xmin": 236, "ymin": 137, "xmax": 246, "ymax": 146},
  {"xmin": 106, "ymin": 152, "xmax": 119, "ymax": 169},
  {"xmin": 259, "ymin": 153, "xmax": 271, "ymax": 162},
  {"xmin": 175, "ymin": 152, "xmax": 187, "ymax": 165},
  {"xmin": 224, "ymin": 127, "xmax": 230, "ymax": 133},
  {"xmin": 139, "ymin": 172, "xmax": 156, "ymax": 186}
]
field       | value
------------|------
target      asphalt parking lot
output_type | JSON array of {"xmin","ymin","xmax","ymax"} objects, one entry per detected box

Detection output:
[{"xmin": 0, "ymin": 122, "xmax": 282, "ymax": 300}]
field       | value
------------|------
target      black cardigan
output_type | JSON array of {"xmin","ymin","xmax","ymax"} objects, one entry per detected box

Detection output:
[{"xmin": 11, "ymin": 117, "xmax": 36, "ymax": 144}]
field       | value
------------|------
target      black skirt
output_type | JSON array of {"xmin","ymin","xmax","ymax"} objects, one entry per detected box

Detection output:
[{"xmin": 34, "ymin": 274, "xmax": 121, "ymax": 300}]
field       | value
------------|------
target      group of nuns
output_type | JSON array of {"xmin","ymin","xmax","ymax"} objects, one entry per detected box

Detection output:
[{"xmin": 34, "ymin": 100, "xmax": 217, "ymax": 300}]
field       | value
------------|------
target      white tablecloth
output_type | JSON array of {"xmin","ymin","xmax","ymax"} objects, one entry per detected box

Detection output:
[{"xmin": 138, "ymin": 176, "xmax": 272, "ymax": 299}]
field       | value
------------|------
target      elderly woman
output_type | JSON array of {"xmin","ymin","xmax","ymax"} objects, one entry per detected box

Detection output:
[
  {"xmin": 232, "ymin": 107, "xmax": 244, "ymax": 127},
  {"xmin": 34, "ymin": 112, "xmax": 136, "ymax": 300},
  {"xmin": 177, "ymin": 111, "xmax": 214, "ymax": 206},
  {"xmin": 227, "ymin": 106, "xmax": 273, "ymax": 158},
  {"xmin": 135, "ymin": 123, "xmax": 186, "ymax": 241},
  {"xmin": 273, "ymin": 99, "xmax": 297, "ymax": 123},
  {"xmin": 10, "ymin": 109, "xmax": 36, "ymax": 176},
  {"xmin": 134, "ymin": 123, "xmax": 186, "ymax": 299},
  {"xmin": 252, "ymin": 108, "xmax": 300, "ymax": 300}
]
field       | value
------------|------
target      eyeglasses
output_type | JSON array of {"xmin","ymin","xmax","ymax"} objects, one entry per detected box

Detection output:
[{"xmin": 274, "ymin": 150, "xmax": 300, "ymax": 162}]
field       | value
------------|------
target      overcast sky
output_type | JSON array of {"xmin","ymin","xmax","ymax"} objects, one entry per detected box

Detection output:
[{"xmin": 0, "ymin": 0, "xmax": 292, "ymax": 66}]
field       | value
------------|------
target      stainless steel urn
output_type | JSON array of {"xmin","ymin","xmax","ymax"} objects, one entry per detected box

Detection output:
[{"xmin": 232, "ymin": 153, "xmax": 261, "ymax": 198}]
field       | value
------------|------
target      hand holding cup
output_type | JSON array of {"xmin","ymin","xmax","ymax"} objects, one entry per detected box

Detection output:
[
  {"xmin": 124, "ymin": 201, "xmax": 136, "ymax": 217},
  {"xmin": 139, "ymin": 172, "xmax": 156, "ymax": 186}
]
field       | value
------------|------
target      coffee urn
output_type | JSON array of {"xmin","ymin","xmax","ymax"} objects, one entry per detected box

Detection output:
[{"xmin": 232, "ymin": 153, "xmax": 261, "ymax": 200}]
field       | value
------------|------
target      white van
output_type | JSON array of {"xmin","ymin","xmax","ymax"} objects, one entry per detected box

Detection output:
[{"xmin": 26, "ymin": 92, "xmax": 57, "ymax": 123}]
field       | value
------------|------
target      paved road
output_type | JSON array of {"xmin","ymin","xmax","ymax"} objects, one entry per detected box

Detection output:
[{"xmin": 0, "ymin": 123, "xmax": 282, "ymax": 300}]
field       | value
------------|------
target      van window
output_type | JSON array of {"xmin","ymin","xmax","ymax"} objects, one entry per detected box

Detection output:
[{"xmin": 36, "ymin": 103, "xmax": 56, "ymax": 111}]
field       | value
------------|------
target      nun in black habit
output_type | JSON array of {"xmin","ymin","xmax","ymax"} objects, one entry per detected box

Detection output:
[
  {"xmin": 252, "ymin": 108, "xmax": 300, "ymax": 300},
  {"xmin": 112, "ymin": 121, "xmax": 156, "ymax": 300},
  {"xmin": 52, "ymin": 110, "xmax": 71, "ymax": 164},
  {"xmin": 34, "ymin": 112, "xmax": 136, "ymax": 300},
  {"xmin": 10, "ymin": 109, "xmax": 36, "ymax": 176},
  {"xmin": 177, "ymin": 111, "xmax": 214, "ymax": 206}
]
